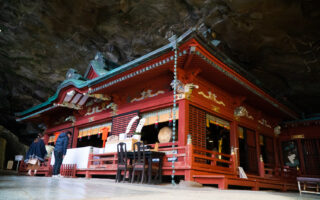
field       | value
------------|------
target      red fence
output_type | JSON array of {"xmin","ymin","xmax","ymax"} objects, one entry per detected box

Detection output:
[{"xmin": 60, "ymin": 164, "xmax": 77, "ymax": 177}]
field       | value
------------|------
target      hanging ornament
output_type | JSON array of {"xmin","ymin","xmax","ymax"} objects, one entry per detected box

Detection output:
[
  {"xmin": 79, "ymin": 131, "xmax": 82, "ymax": 141},
  {"xmin": 97, "ymin": 132, "xmax": 101, "ymax": 138},
  {"xmin": 88, "ymin": 134, "xmax": 91, "ymax": 140},
  {"xmin": 168, "ymin": 109, "xmax": 173, "ymax": 127},
  {"xmin": 155, "ymin": 113, "xmax": 159, "ymax": 129}
]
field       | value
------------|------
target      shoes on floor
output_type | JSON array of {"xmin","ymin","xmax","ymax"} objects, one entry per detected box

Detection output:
[{"xmin": 52, "ymin": 174, "xmax": 64, "ymax": 178}]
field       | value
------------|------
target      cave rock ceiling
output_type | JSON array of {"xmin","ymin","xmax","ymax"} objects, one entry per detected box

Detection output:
[{"xmin": 0, "ymin": 0, "xmax": 320, "ymax": 138}]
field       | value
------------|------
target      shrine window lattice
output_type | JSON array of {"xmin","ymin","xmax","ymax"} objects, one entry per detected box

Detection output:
[{"xmin": 111, "ymin": 110, "xmax": 139, "ymax": 137}]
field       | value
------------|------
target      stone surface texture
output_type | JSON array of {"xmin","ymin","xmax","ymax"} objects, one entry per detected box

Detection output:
[{"xmin": 0, "ymin": 176, "xmax": 319, "ymax": 200}]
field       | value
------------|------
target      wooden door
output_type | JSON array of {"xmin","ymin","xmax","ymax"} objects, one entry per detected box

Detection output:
[
  {"xmin": 302, "ymin": 139, "xmax": 320, "ymax": 175},
  {"xmin": 265, "ymin": 136, "xmax": 275, "ymax": 166},
  {"xmin": 246, "ymin": 129, "xmax": 258, "ymax": 174}
]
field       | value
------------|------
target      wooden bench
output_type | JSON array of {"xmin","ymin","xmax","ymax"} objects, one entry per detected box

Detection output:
[{"xmin": 297, "ymin": 177, "xmax": 320, "ymax": 195}]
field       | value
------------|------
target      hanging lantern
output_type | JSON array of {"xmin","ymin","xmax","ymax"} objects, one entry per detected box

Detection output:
[
  {"xmin": 168, "ymin": 109, "xmax": 173, "ymax": 127},
  {"xmin": 155, "ymin": 113, "xmax": 159, "ymax": 129}
]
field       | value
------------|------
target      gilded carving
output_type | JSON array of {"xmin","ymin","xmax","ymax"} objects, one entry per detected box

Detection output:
[
  {"xmin": 234, "ymin": 106, "xmax": 254, "ymax": 120},
  {"xmin": 258, "ymin": 118, "xmax": 271, "ymax": 128},
  {"xmin": 131, "ymin": 89, "xmax": 165, "ymax": 103},
  {"xmin": 55, "ymin": 102, "xmax": 82, "ymax": 110},
  {"xmin": 212, "ymin": 105, "xmax": 220, "ymax": 112},
  {"xmin": 171, "ymin": 80, "xmax": 199, "ymax": 100},
  {"xmin": 198, "ymin": 91, "xmax": 225, "ymax": 106},
  {"xmin": 86, "ymin": 93, "xmax": 111, "ymax": 101}
]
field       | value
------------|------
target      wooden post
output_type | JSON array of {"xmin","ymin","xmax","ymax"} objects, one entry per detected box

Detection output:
[
  {"xmin": 178, "ymin": 99, "xmax": 189, "ymax": 146},
  {"xmin": 230, "ymin": 121, "xmax": 239, "ymax": 175},
  {"xmin": 297, "ymin": 139, "xmax": 305, "ymax": 175},
  {"xmin": 185, "ymin": 144, "xmax": 194, "ymax": 181},
  {"xmin": 273, "ymin": 136, "xmax": 280, "ymax": 176},
  {"xmin": 72, "ymin": 127, "xmax": 79, "ymax": 148},
  {"xmin": 259, "ymin": 154, "xmax": 265, "ymax": 177},
  {"xmin": 255, "ymin": 131, "xmax": 263, "ymax": 176}
]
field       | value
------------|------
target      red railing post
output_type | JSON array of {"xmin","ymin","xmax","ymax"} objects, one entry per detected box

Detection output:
[
  {"xmin": 211, "ymin": 153, "xmax": 215, "ymax": 166},
  {"xmin": 230, "ymin": 153, "xmax": 237, "ymax": 174},
  {"xmin": 88, "ymin": 153, "xmax": 93, "ymax": 168},
  {"xmin": 258, "ymin": 155, "xmax": 265, "ymax": 177},
  {"xmin": 184, "ymin": 144, "xmax": 194, "ymax": 181}
]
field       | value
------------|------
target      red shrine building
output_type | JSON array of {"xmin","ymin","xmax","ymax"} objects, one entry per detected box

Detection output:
[{"xmin": 16, "ymin": 30, "xmax": 320, "ymax": 190}]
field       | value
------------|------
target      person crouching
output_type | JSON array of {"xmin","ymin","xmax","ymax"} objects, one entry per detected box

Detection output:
[{"xmin": 25, "ymin": 133, "xmax": 47, "ymax": 176}]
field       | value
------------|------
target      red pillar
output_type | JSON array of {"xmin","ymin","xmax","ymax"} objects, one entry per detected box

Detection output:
[
  {"xmin": 72, "ymin": 127, "xmax": 79, "ymax": 148},
  {"xmin": 184, "ymin": 144, "xmax": 194, "ymax": 181},
  {"xmin": 178, "ymin": 99, "xmax": 189, "ymax": 146},
  {"xmin": 297, "ymin": 139, "xmax": 305, "ymax": 175},
  {"xmin": 230, "ymin": 121, "xmax": 239, "ymax": 174},
  {"xmin": 255, "ymin": 131, "xmax": 263, "ymax": 177},
  {"xmin": 273, "ymin": 136, "xmax": 280, "ymax": 175}
]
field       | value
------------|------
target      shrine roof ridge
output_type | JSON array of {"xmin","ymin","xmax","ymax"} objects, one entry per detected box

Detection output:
[{"xmin": 16, "ymin": 28, "xmax": 196, "ymax": 118}]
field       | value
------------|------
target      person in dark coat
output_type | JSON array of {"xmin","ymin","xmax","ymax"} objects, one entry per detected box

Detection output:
[
  {"xmin": 25, "ymin": 133, "xmax": 47, "ymax": 176},
  {"xmin": 52, "ymin": 131, "xmax": 72, "ymax": 177}
]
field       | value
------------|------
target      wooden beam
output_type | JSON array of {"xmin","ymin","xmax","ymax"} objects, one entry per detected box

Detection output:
[{"xmin": 54, "ymin": 102, "xmax": 82, "ymax": 110}]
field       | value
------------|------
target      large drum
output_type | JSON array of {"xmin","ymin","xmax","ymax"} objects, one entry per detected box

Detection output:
[{"xmin": 158, "ymin": 126, "xmax": 173, "ymax": 143}]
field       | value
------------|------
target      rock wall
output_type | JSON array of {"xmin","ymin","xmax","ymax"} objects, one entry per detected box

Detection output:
[{"xmin": 0, "ymin": 125, "xmax": 28, "ymax": 168}]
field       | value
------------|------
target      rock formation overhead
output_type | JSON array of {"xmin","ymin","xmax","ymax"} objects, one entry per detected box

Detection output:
[{"xmin": 1, "ymin": 0, "xmax": 319, "ymax": 143}]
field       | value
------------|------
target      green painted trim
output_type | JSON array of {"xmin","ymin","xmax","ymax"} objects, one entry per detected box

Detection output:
[
  {"xmin": 16, "ymin": 105, "xmax": 57, "ymax": 122},
  {"xmin": 15, "ymin": 28, "xmax": 195, "ymax": 118},
  {"xmin": 15, "ymin": 79, "xmax": 88, "ymax": 117}
]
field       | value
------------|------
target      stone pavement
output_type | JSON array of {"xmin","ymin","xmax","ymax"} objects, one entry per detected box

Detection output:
[{"xmin": 0, "ymin": 175, "xmax": 319, "ymax": 200}]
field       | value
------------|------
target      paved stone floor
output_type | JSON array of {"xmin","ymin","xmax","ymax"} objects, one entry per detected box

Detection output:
[{"xmin": 0, "ymin": 175, "xmax": 319, "ymax": 200}]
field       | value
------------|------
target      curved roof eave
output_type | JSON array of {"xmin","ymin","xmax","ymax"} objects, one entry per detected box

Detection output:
[
  {"xmin": 16, "ymin": 28, "xmax": 196, "ymax": 118},
  {"xmin": 15, "ymin": 79, "xmax": 89, "ymax": 117}
]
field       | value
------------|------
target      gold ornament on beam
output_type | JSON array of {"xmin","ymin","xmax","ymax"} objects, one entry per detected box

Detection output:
[
  {"xmin": 198, "ymin": 91, "xmax": 225, "ymax": 106},
  {"xmin": 85, "ymin": 93, "xmax": 111, "ymax": 101},
  {"xmin": 54, "ymin": 102, "xmax": 82, "ymax": 110},
  {"xmin": 234, "ymin": 106, "xmax": 254, "ymax": 120},
  {"xmin": 258, "ymin": 118, "xmax": 271, "ymax": 128}
]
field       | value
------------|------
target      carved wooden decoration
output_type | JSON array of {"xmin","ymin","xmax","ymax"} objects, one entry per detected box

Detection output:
[{"xmin": 198, "ymin": 91, "xmax": 226, "ymax": 106}]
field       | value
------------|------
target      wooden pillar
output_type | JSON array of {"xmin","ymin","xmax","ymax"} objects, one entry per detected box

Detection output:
[
  {"xmin": 184, "ymin": 143, "xmax": 194, "ymax": 181},
  {"xmin": 178, "ymin": 99, "xmax": 189, "ymax": 146},
  {"xmin": 72, "ymin": 127, "xmax": 79, "ymax": 148},
  {"xmin": 273, "ymin": 136, "xmax": 280, "ymax": 175},
  {"xmin": 297, "ymin": 139, "xmax": 305, "ymax": 175},
  {"xmin": 230, "ymin": 121, "xmax": 239, "ymax": 150},
  {"xmin": 255, "ymin": 131, "xmax": 263, "ymax": 177},
  {"xmin": 230, "ymin": 121, "xmax": 239, "ymax": 174}
]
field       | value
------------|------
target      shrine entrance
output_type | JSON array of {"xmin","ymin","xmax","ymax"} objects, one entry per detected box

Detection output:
[
  {"xmin": 238, "ymin": 127, "xmax": 258, "ymax": 175},
  {"xmin": 205, "ymin": 114, "xmax": 230, "ymax": 155},
  {"xmin": 302, "ymin": 139, "xmax": 320, "ymax": 175}
]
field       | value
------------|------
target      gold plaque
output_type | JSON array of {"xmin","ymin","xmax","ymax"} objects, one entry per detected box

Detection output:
[{"xmin": 291, "ymin": 134, "xmax": 304, "ymax": 139}]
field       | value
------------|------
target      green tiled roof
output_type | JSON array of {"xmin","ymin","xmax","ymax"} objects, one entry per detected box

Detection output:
[
  {"xmin": 16, "ymin": 78, "xmax": 88, "ymax": 117},
  {"xmin": 16, "ymin": 29, "xmax": 195, "ymax": 118}
]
